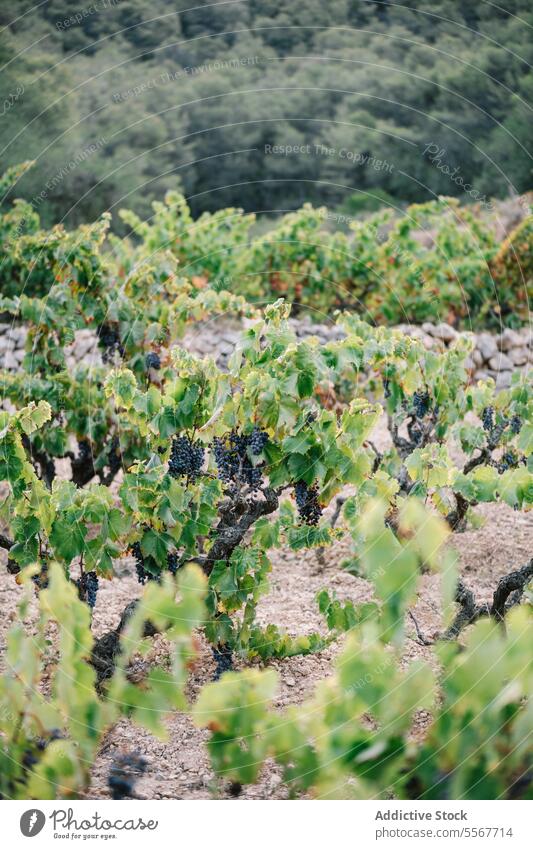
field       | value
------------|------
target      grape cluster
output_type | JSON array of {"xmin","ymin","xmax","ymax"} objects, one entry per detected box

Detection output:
[
  {"xmin": 131, "ymin": 542, "xmax": 147, "ymax": 585},
  {"xmin": 249, "ymin": 426, "xmax": 269, "ymax": 455},
  {"xmin": 294, "ymin": 480, "xmax": 322, "ymax": 526},
  {"xmin": 498, "ymin": 451, "xmax": 520, "ymax": 474},
  {"xmin": 145, "ymin": 351, "xmax": 161, "ymax": 370},
  {"xmin": 212, "ymin": 429, "xmax": 267, "ymax": 491},
  {"xmin": 22, "ymin": 730, "xmax": 63, "ymax": 773},
  {"xmin": 212, "ymin": 644, "xmax": 233, "ymax": 680},
  {"xmin": 79, "ymin": 570, "xmax": 99, "ymax": 608},
  {"xmin": 412, "ymin": 390, "xmax": 431, "ymax": 419},
  {"xmin": 510, "ymin": 415, "xmax": 523, "ymax": 435},
  {"xmin": 108, "ymin": 753, "xmax": 147, "ymax": 800},
  {"xmin": 78, "ymin": 439, "xmax": 92, "ymax": 462},
  {"xmin": 489, "ymin": 423, "xmax": 507, "ymax": 447},
  {"xmin": 168, "ymin": 436, "xmax": 205, "ymax": 479},
  {"xmin": 97, "ymin": 323, "xmax": 124, "ymax": 362},
  {"xmin": 167, "ymin": 552, "xmax": 180, "ymax": 575},
  {"xmin": 481, "ymin": 406, "xmax": 495, "ymax": 432}
]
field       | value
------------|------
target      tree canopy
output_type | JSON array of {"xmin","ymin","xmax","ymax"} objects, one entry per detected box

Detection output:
[{"xmin": 1, "ymin": 1, "xmax": 531, "ymax": 226}]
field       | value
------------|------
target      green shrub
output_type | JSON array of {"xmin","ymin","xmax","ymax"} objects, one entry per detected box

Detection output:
[
  {"xmin": 0, "ymin": 561, "xmax": 206, "ymax": 799},
  {"xmin": 2, "ymin": 164, "xmax": 530, "ymax": 327},
  {"xmin": 195, "ymin": 499, "xmax": 533, "ymax": 800},
  {"xmin": 489, "ymin": 215, "xmax": 533, "ymax": 326}
]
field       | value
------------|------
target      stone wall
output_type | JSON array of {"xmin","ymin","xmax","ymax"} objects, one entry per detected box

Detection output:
[
  {"xmin": 0, "ymin": 325, "xmax": 102, "ymax": 372},
  {"xmin": 1, "ymin": 319, "xmax": 531, "ymax": 389}
]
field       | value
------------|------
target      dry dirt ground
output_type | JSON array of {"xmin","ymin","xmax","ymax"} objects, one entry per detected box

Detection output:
[{"xmin": 87, "ymin": 500, "xmax": 531, "ymax": 800}]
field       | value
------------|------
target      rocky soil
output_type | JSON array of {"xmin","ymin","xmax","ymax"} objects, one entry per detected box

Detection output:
[
  {"xmin": 0, "ymin": 310, "xmax": 530, "ymax": 799},
  {"xmin": 1, "ymin": 318, "xmax": 531, "ymax": 393}
]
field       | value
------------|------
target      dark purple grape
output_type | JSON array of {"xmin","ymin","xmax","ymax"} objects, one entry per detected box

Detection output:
[
  {"xmin": 78, "ymin": 570, "xmax": 99, "ymax": 608},
  {"xmin": 108, "ymin": 753, "xmax": 147, "ymax": 800},
  {"xmin": 294, "ymin": 481, "xmax": 322, "ymax": 525},
  {"xmin": 167, "ymin": 552, "xmax": 180, "ymax": 575},
  {"xmin": 97, "ymin": 323, "xmax": 124, "ymax": 362},
  {"xmin": 498, "ymin": 451, "xmax": 519, "ymax": 473},
  {"xmin": 212, "ymin": 644, "xmax": 233, "ymax": 680},
  {"xmin": 107, "ymin": 436, "xmax": 122, "ymax": 475},
  {"xmin": 78, "ymin": 439, "xmax": 92, "ymax": 461}
]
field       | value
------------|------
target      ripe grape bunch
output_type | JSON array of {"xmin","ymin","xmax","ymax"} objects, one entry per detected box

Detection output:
[
  {"xmin": 249, "ymin": 426, "xmax": 269, "ymax": 455},
  {"xmin": 22, "ymin": 730, "xmax": 64, "ymax": 775},
  {"xmin": 168, "ymin": 436, "xmax": 205, "ymax": 479},
  {"xmin": 167, "ymin": 552, "xmax": 180, "ymax": 575},
  {"xmin": 481, "ymin": 406, "xmax": 495, "ymax": 432},
  {"xmin": 79, "ymin": 570, "xmax": 99, "ymax": 608},
  {"xmin": 212, "ymin": 644, "xmax": 233, "ymax": 680},
  {"xmin": 412, "ymin": 390, "xmax": 431, "ymax": 419},
  {"xmin": 77, "ymin": 439, "xmax": 92, "ymax": 462},
  {"xmin": 107, "ymin": 436, "xmax": 122, "ymax": 476},
  {"xmin": 131, "ymin": 541, "xmax": 147, "ymax": 585},
  {"xmin": 86, "ymin": 571, "xmax": 99, "ymax": 608},
  {"xmin": 212, "ymin": 427, "xmax": 268, "ymax": 492},
  {"xmin": 482, "ymin": 407, "xmax": 523, "ymax": 450},
  {"xmin": 481, "ymin": 405, "xmax": 507, "ymax": 448},
  {"xmin": 108, "ymin": 753, "xmax": 147, "ymax": 800},
  {"xmin": 145, "ymin": 351, "xmax": 161, "ymax": 370},
  {"xmin": 294, "ymin": 480, "xmax": 322, "ymax": 525},
  {"xmin": 97, "ymin": 323, "xmax": 125, "ymax": 362},
  {"xmin": 31, "ymin": 559, "xmax": 49, "ymax": 591}
]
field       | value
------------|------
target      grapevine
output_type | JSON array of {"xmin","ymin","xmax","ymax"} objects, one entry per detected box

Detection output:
[
  {"xmin": 212, "ymin": 644, "xmax": 233, "ymax": 680},
  {"xmin": 108, "ymin": 754, "xmax": 147, "ymax": 800},
  {"xmin": 97, "ymin": 323, "xmax": 125, "ymax": 362},
  {"xmin": 79, "ymin": 570, "xmax": 99, "ymax": 608},
  {"xmin": 212, "ymin": 430, "xmax": 265, "ymax": 492},
  {"xmin": 167, "ymin": 552, "xmax": 180, "ymax": 575},
  {"xmin": 145, "ymin": 352, "xmax": 161, "ymax": 371},
  {"xmin": 0, "ymin": 165, "xmax": 530, "ymax": 804}
]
